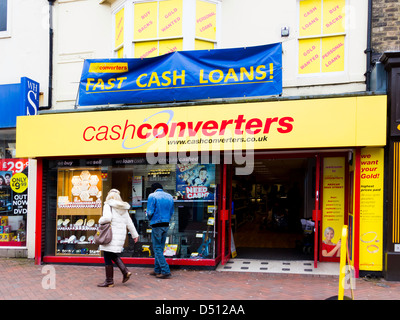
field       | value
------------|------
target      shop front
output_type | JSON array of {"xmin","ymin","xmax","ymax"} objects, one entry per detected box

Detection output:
[
  {"xmin": 16, "ymin": 94, "xmax": 386, "ymax": 272},
  {"xmin": 0, "ymin": 77, "xmax": 39, "ymax": 258}
]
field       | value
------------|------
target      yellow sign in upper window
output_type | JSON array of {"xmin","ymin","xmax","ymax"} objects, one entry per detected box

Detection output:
[
  {"xmin": 321, "ymin": 35, "xmax": 345, "ymax": 73},
  {"xmin": 132, "ymin": 0, "xmax": 218, "ymax": 58},
  {"xmin": 196, "ymin": 0, "xmax": 217, "ymax": 41},
  {"xmin": 299, "ymin": 0, "xmax": 322, "ymax": 37},
  {"xmin": 135, "ymin": 41, "xmax": 158, "ymax": 59},
  {"xmin": 323, "ymin": 0, "xmax": 345, "ymax": 35},
  {"xmin": 298, "ymin": 0, "xmax": 346, "ymax": 74},
  {"xmin": 299, "ymin": 0, "xmax": 345, "ymax": 37},
  {"xmin": 159, "ymin": 0, "xmax": 183, "ymax": 38},
  {"xmin": 159, "ymin": 39, "xmax": 183, "ymax": 56},
  {"xmin": 134, "ymin": 2, "xmax": 158, "ymax": 40},
  {"xmin": 115, "ymin": 8, "xmax": 124, "ymax": 48},
  {"xmin": 298, "ymin": 38, "xmax": 321, "ymax": 74}
]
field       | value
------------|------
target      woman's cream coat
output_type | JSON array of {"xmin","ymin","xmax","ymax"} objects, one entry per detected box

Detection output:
[{"xmin": 98, "ymin": 199, "xmax": 139, "ymax": 253}]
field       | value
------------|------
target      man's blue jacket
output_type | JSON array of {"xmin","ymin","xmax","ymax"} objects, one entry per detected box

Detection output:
[{"xmin": 146, "ymin": 189, "xmax": 174, "ymax": 226}]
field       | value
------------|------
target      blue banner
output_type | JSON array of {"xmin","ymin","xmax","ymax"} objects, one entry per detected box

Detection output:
[{"xmin": 78, "ymin": 43, "xmax": 282, "ymax": 106}]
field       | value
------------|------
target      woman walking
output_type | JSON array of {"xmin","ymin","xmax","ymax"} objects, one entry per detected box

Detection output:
[{"xmin": 97, "ymin": 189, "xmax": 139, "ymax": 287}]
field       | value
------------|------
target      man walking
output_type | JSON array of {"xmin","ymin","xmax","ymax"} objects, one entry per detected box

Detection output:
[{"xmin": 146, "ymin": 183, "xmax": 174, "ymax": 279}]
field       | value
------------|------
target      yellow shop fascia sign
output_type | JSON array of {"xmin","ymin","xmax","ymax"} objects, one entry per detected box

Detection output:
[{"xmin": 16, "ymin": 95, "xmax": 386, "ymax": 158}]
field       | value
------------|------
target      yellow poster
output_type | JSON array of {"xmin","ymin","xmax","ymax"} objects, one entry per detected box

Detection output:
[
  {"xmin": 359, "ymin": 147, "xmax": 384, "ymax": 271},
  {"xmin": 115, "ymin": 8, "xmax": 124, "ymax": 48},
  {"xmin": 322, "ymin": 157, "xmax": 345, "ymax": 261},
  {"xmin": 298, "ymin": 38, "xmax": 321, "ymax": 74},
  {"xmin": 299, "ymin": 0, "xmax": 346, "ymax": 74},
  {"xmin": 323, "ymin": 0, "xmax": 346, "ymax": 35},
  {"xmin": 322, "ymin": 35, "xmax": 345, "ymax": 73},
  {"xmin": 299, "ymin": 0, "xmax": 322, "ymax": 37},
  {"xmin": 134, "ymin": 41, "xmax": 158, "ymax": 59},
  {"xmin": 134, "ymin": 2, "xmax": 158, "ymax": 40},
  {"xmin": 159, "ymin": 0, "xmax": 182, "ymax": 38},
  {"xmin": 117, "ymin": 47, "xmax": 124, "ymax": 58},
  {"xmin": 195, "ymin": 39, "xmax": 214, "ymax": 50},
  {"xmin": 196, "ymin": 0, "xmax": 217, "ymax": 40},
  {"xmin": 159, "ymin": 39, "xmax": 183, "ymax": 56}
]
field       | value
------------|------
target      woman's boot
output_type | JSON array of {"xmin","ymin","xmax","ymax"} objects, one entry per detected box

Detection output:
[
  {"xmin": 97, "ymin": 265, "xmax": 114, "ymax": 287},
  {"xmin": 114, "ymin": 257, "xmax": 132, "ymax": 283}
]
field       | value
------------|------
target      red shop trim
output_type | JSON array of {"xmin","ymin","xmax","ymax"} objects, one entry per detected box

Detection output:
[
  {"xmin": 0, "ymin": 242, "xmax": 26, "ymax": 247},
  {"xmin": 43, "ymin": 256, "xmax": 218, "ymax": 267},
  {"xmin": 35, "ymin": 158, "xmax": 43, "ymax": 265}
]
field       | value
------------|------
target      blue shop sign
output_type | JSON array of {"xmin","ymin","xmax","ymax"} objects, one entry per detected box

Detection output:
[
  {"xmin": 0, "ymin": 77, "xmax": 39, "ymax": 128},
  {"xmin": 78, "ymin": 43, "xmax": 282, "ymax": 106}
]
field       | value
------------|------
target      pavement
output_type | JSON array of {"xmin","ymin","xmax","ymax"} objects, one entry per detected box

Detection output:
[{"xmin": 1, "ymin": 257, "xmax": 400, "ymax": 302}]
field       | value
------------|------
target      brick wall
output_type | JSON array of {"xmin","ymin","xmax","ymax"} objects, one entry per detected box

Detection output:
[{"xmin": 372, "ymin": 0, "xmax": 400, "ymax": 61}]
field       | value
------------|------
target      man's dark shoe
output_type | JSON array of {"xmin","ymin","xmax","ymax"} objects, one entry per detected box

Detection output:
[
  {"xmin": 149, "ymin": 271, "xmax": 160, "ymax": 276},
  {"xmin": 156, "ymin": 273, "xmax": 171, "ymax": 279}
]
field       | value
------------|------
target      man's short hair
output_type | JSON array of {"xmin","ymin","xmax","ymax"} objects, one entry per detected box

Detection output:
[{"xmin": 151, "ymin": 183, "xmax": 163, "ymax": 192}]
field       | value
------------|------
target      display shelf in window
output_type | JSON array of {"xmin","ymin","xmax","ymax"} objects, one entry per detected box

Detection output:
[
  {"xmin": 56, "ymin": 215, "xmax": 101, "ymax": 256},
  {"xmin": 57, "ymin": 169, "xmax": 103, "ymax": 216}
]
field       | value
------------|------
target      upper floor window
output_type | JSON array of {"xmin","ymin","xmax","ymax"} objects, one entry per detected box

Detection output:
[
  {"xmin": 0, "ymin": 0, "xmax": 10, "ymax": 38},
  {"xmin": 298, "ymin": 0, "xmax": 346, "ymax": 75},
  {"xmin": 113, "ymin": 0, "xmax": 220, "ymax": 59}
]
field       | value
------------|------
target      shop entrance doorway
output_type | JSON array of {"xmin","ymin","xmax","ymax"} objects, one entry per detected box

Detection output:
[{"xmin": 231, "ymin": 157, "xmax": 317, "ymax": 261}]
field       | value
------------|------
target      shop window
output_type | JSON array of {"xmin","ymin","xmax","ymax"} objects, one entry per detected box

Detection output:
[
  {"xmin": 48, "ymin": 158, "xmax": 220, "ymax": 260},
  {"xmin": 298, "ymin": 0, "xmax": 346, "ymax": 75},
  {"xmin": 113, "ymin": 0, "xmax": 219, "ymax": 59}
]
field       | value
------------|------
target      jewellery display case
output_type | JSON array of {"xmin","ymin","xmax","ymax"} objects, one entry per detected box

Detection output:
[{"xmin": 56, "ymin": 169, "xmax": 102, "ymax": 256}]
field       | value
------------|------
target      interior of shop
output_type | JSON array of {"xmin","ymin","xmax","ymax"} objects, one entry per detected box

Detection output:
[{"xmin": 232, "ymin": 157, "xmax": 316, "ymax": 260}]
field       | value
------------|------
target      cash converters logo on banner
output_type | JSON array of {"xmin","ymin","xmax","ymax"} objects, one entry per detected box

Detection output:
[
  {"xmin": 82, "ymin": 108, "xmax": 294, "ymax": 150},
  {"xmin": 78, "ymin": 43, "xmax": 282, "ymax": 106}
]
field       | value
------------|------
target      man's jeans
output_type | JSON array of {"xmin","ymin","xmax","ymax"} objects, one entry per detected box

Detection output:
[{"xmin": 152, "ymin": 226, "xmax": 170, "ymax": 275}]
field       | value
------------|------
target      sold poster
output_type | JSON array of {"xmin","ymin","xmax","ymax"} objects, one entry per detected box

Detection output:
[
  {"xmin": 359, "ymin": 147, "xmax": 384, "ymax": 271},
  {"xmin": 321, "ymin": 157, "xmax": 345, "ymax": 261},
  {"xmin": 176, "ymin": 164, "xmax": 215, "ymax": 200}
]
